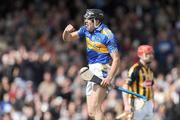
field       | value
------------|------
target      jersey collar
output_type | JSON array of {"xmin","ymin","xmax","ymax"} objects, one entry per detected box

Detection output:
[
  {"xmin": 94, "ymin": 23, "xmax": 105, "ymax": 32},
  {"xmin": 139, "ymin": 61, "xmax": 149, "ymax": 69}
]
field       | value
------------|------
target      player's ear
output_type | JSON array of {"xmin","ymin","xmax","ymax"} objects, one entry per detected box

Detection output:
[{"xmin": 96, "ymin": 19, "xmax": 100, "ymax": 24}]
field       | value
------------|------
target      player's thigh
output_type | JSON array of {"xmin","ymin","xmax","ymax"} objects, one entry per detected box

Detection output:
[
  {"xmin": 143, "ymin": 113, "xmax": 153, "ymax": 120},
  {"xmin": 133, "ymin": 109, "xmax": 145, "ymax": 120},
  {"xmin": 87, "ymin": 85, "xmax": 107, "ymax": 111},
  {"xmin": 144, "ymin": 101, "xmax": 153, "ymax": 120}
]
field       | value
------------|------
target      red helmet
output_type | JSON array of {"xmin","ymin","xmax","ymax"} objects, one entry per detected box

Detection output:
[{"xmin": 137, "ymin": 45, "xmax": 153, "ymax": 57}]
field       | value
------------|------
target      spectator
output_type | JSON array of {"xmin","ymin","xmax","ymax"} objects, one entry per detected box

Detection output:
[{"xmin": 38, "ymin": 71, "xmax": 56, "ymax": 98}]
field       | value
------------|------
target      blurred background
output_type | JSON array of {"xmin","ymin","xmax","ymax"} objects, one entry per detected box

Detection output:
[{"xmin": 0, "ymin": 0, "xmax": 180, "ymax": 120}]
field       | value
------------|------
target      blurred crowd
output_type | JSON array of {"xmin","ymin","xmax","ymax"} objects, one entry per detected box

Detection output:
[{"xmin": 0, "ymin": 0, "xmax": 180, "ymax": 120}]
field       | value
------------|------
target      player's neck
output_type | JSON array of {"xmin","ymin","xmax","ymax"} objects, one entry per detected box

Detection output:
[
  {"xmin": 89, "ymin": 23, "xmax": 101, "ymax": 33},
  {"xmin": 139, "ymin": 59, "xmax": 148, "ymax": 67}
]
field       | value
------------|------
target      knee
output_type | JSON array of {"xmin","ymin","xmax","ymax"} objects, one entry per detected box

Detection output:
[
  {"xmin": 88, "ymin": 105, "xmax": 100, "ymax": 119},
  {"xmin": 88, "ymin": 112, "xmax": 95, "ymax": 119}
]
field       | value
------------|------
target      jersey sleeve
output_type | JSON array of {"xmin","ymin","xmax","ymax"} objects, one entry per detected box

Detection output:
[
  {"xmin": 77, "ymin": 26, "xmax": 86, "ymax": 38},
  {"xmin": 125, "ymin": 65, "xmax": 139, "ymax": 86},
  {"xmin": 102, "ymin": 28, "xmax": 118, "ymax": 53}
]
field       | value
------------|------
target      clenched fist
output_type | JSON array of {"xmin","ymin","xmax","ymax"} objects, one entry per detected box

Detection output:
[{"xmin": 64, "ymin": 24, "xmax": 75, "ymax": 33}]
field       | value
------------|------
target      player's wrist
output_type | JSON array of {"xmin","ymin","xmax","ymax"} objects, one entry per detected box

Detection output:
[{"xmin": 106, "ymin": 75, "xmax": 113, "ymax": 81}]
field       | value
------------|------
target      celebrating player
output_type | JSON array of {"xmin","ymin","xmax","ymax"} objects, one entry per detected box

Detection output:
[
  {"xmin": 122, "ymin": 45, "xmax": 154, "ymax": 120},
  {"xmin": 62, "ymin": 9, "xmax": 120, "ymax": 120}
]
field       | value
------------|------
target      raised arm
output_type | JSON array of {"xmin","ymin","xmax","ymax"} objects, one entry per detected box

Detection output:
[{"xmin": 62, "ymin": 24, "xmax": 79, "ymax": 41}]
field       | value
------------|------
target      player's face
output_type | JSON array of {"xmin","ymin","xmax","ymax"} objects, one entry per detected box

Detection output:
[
  {"xmin": 140, "ymin": 52, "xmax": 154, "ymax": 64},
  {"xmin": 84, "ymin": 19, "xmax": 95, "ymax": 32}
]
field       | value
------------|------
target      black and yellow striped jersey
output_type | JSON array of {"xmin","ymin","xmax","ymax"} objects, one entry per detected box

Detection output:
[{"xmin": 125, "ymin": 62, "xmax": 154, "ymax": 100}]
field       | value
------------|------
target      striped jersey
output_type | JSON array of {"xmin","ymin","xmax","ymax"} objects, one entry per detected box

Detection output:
[
  {"xmin": 78, "ymin": 23, "xmax": 119, "ymax": 64},
  {"xmin": 126, "ymin": 62, "xmax": 154, "ymax": 100}
]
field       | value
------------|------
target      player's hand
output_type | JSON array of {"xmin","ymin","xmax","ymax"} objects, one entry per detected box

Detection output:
[
  {"xmin": 100, "ymin": 77, "xmax": 111, "ymax": 88},
  {"xmin": 64, "ymin": 24, "xmax": 75, "ymax": 33}
]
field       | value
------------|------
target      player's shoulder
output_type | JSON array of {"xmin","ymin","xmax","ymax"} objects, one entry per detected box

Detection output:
[
  {"xmin": 79, "ymin": 25, "xmax": 87, "ymax": 31},
  {"xmin": 78, "ymin": 26, "xmax": 88, "ymax": 38},
  {"xmin": 101, "ymin": 24, "xmax": 113, "ymax": 34},
  {"xmin": 128, "ymin": 63, "xmax": 141, "ymax": 75},
  {"xmin": 129, "ymin": 63, "xmax": 139, "ymax": 71},
  {"xmin": 101, "ymin": 26, "xmax": 114, "ymax": 39}
]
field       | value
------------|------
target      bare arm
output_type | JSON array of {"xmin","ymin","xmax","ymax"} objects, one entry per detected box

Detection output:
[
  {"xmin": 100, "ymin": 51, "xmax": 120, "ymax": 87},
  {"xmin": 108, "ymin": 51, "xmax": 120, "ymax": 80},
  {"xmin": 62, "ymin": 24, "xmax": 79, "ymax": 41},
  {"xmin": 122, "ymin": 79, "xmax": 133, "ymax": 113},
  {"xmin": 122, "ymin": 84, "xmax": 131, "ymax": 107}
]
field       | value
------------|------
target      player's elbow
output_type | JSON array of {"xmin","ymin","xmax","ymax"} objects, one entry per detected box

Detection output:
[
  {"xmin": 63, "ymin": 37, "xmax": 69, "ymax": 41},
  {"xmin": 113, "ymin": 54, "xmax": 120, "ymax": 65}
]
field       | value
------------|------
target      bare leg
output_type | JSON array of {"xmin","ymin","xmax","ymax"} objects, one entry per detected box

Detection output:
[{"xmin": 87, "ymin": 84, "xmax": 107, "ymax": 120}]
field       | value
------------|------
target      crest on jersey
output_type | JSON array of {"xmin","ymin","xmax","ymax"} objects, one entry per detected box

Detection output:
[{"xmin": 94, "ymin": 36, "xmax": 101, "ymax": 42}]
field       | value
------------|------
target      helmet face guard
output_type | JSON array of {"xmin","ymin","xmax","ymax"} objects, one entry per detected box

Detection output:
[{"xmin": 84, "ymin": 9, "xmax": 104, "ymax": 22}]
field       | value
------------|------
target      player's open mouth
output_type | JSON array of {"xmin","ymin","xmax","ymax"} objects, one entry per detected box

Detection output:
[{"xmin": 85, "ymin": 25, "xmax": 89, "ymax": 28}]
